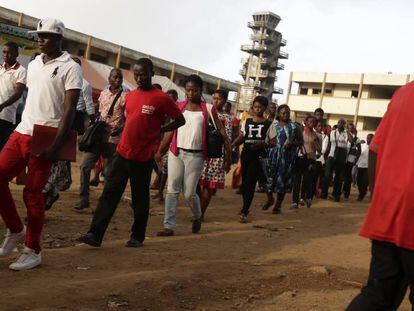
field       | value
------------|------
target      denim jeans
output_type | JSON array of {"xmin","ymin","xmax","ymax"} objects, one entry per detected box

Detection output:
[{"xmin": 164, "ymin": 150, "xmax": 204, "ymax": 229}]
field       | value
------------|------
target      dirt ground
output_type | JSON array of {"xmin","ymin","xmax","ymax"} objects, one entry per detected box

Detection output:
[{"xmin": 0, "ymin": 161, "xmax": 411, "ymax": 311}]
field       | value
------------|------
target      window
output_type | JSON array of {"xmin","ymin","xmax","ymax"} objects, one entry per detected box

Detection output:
[
  {"xmin": 119, "ymin": 62, "xmax": 131, "ymax": 70},
  {"xmin": 90, "ymin": 53, "xmax": 108, "ymax": 64},
  {"xmin": 300, "ymin": 87, "xmax": 308, "ymax": 95},
  {"xmin": 312, "ymin": 88, "xmax": 321, "ymax": 95},
  {"xmin": 324, "ymin": 89, "xmax": 332, "ymax": 95},
  {"xmin": 351, "ymin": 90, "xmax": 359, "ymax": 98},
  {"xmin": 363, "ymin": 117, "xmax": 381, "ymax": 131}
]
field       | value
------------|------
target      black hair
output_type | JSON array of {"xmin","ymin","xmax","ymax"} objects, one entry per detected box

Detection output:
[
  {"xmin": 153, "ymin": 83, "xmax": 162, "ymax": 90},
  {"xmin": 314, "ymin": 108, "xmax": 324, "ymax": 114},
  {"xmin": 5, "ymin": 41, "xmax": 19, "ymax": 55},
  {"xmin": 166, "ymin": 89, "xmax": 178, "ymax": 96},
  {"xmin": 136, "ymin": 58, "xmax": 154, "ymax": 72},
  {"xmin": 110, "ymin": 68, "xmax": 123, "ymax": 77},
  {"xmin": 213, "ymin": 89, "xmax": 228, "ymax": 102},
  {"xmin": 185, "ymin": 74, "xmax": 203, "ymax": 90},
  {"xmin": 252, "ymin": 95, "xmax": 268, "ymax": 108},
  {"xmin": 72, "ymin": 57, "xmax": 81, "ymax": 66},
  {"xmin": 277, "ymin": 104, "xmax": 290, "ymax": 114}
]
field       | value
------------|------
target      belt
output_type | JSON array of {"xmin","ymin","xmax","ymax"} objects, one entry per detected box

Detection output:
[{"xmin": 178, "ymin": 148, "xmax": 203, "ymax": 153}]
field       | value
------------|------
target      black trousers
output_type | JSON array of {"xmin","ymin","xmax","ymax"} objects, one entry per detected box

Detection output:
[
  {"xmin": 347, "ymin": 240, "xmax": 414, "ymax": 310},
  {"xmin": 321, "ymin": 157, "xmax": 346, "ymax": 200},
  {"xmin": 0, "ymin": 119, "xmax": 14, "ymax": 151},
  {"xmin": 357, "ymin": 168, "xmax": 369, "ymax": 200},
  {"xmin": 343, "ymin": 162, "xmax": 355, "ymax": 198},
  {"xmin": 88, "ymin": 153, "xmax": 153, "ymax": 243},
  {"xmin": 241, "ymin": 150, "xmax": 266, "ymax": 215},
  {"xmin": 312, "ymin": 161, "xmax": 324, "ymax": 196},
  {"xmin": 292, "ymin": 157, "xmax": 316, "ymax": 203}
]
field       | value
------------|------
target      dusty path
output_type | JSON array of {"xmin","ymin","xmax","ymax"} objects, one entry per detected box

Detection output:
[{"xmin": 0, "ymin": 165, "xmax": 411, "ymax": 310}]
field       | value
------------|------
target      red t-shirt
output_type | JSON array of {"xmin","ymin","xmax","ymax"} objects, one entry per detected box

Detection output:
[
  {"xmin": 359, "ymin": 81, "xmax": 414, "ymax": 250},
  {"xmin": 117, "ymin": 88, "xmax": 181, "ymax": 162}
]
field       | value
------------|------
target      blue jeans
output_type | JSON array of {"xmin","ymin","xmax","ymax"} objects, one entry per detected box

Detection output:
[{"xmin": 163, "ymin": 150, "xmax": 204, "ymax": 229}]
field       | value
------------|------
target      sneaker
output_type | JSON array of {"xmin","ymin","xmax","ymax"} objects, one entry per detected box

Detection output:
[
  {"xmin": 74, "ymin": 201, "xmax": 90, "ymax": 211},
  {"xmin": 9, "ymin": 247, "xmax": 41, "ymax": 271},
  {"xmin": 290, "ymin": 203, "xmax": 299, "ymax": 210},
  {"xmin": 299, "ymin": 199, "xmax": 305, "ymax": 206},
  {"xmin": 125, "ymin": 237, "xmax": 143, "ymax": 248},
  {"xmin": 0, "ymin": 226, "xmax": 26, "ymax": 257},
  {"xmin": 192, "ymin": 218, "xmax": 202, "ymax": 234},
  {"xmin": 78, "ymin": 233, "xmax": 101, "ymax": 247},
  {"xmin": 239, "ymin": 214, "xmax": 248, "ymax": 223},
  {"xmin": 306, "ymin": 199, "xmax": 312, "ymax": 208},
  {"xmin": 157, "ymin": 229, "xmax": 174, "ymax": 237}
]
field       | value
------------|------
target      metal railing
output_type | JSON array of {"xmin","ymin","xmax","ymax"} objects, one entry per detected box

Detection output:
[
  {"xmin": 274, "ymin": 87, "xmax": 284, "ymax": 94},
  {"xmin": 281, "ymin": 38, "xmax": 287, "ymax": 46},
  {"xmin": 279, "ymin": 51, "xmax": 289, "ymax": 59}
]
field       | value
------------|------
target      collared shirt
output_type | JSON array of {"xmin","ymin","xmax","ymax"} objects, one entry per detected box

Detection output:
[
  {"xmin": 98, "ymin": 88, "xmax": 126, "ymax": 144},
  {"xmin": 76, "ymin": 79, "xmax": 94, "ymax": 115},
  {"xmin": 0, "ymin": 62, "xmax": 26, "ymax": 124},
  {"xmin": 357, "ymin": 143, "xmax": 369, "ymax": 168},
  {"xmin": 16, "ymin": 51, "xmax": 83, "ymax": 135},
  {"xmin": 328, "ymin": 129, "xmax": 349, "ymax": 158}
]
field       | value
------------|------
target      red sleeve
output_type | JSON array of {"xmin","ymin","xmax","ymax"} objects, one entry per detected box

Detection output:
[{"xmin": 160, "ymin": 95, "xmax": 181, "ymax": 120}]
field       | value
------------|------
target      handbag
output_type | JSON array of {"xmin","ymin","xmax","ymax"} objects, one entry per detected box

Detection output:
[
  {"xmin": 206, "ymin": 106, "xmax": 224, "ymax": 159},
  {"xmin": 78, "ymin": 90, "xmax": 122, "ymax": 152}
]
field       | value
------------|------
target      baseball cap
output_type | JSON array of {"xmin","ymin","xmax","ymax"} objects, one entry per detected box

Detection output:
[{"xmin": 28, "ymin": 18, "xmax": 65, "ymax": 35}]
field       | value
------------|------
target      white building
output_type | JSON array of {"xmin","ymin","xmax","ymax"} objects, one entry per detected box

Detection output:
[{"xmin": 286, "ymin": 72, "xmax": 413, "ymax": 137}]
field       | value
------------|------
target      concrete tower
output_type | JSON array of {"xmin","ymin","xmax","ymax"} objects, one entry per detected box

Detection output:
[{"xmin": 239, "ymin": 12, "xmax": 288, "ymax": 111}]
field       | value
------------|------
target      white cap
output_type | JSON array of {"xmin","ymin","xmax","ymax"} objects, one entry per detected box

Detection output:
[{"xmin": 28, "ymin": 18, "xmax": 65, "ymax": 35}]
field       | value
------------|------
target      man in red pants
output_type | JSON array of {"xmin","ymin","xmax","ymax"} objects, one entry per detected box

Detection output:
[{"xmin": 0, "ymin": 18, "xmax": 82, "ymax": 270}]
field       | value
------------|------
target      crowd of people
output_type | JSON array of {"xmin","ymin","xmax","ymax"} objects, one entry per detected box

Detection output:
[
  {"xmin": 1, "ymin": 16, "xmax": 414, "ymax": 311},
  {"xmin": 0, "ymin": 18, "xmax": 375, "ymax": 271}
]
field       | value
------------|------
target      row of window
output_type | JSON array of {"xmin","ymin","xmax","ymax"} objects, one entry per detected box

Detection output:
[{"xmin": 299, "ymin": 87, "xmax": 359, "ymax": 98}]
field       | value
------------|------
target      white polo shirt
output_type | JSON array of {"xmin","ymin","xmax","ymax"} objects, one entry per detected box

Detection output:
[
  {"xmin": 16, "ymin": 51, "xmax": 83, "ymax": 136},
  {"xmin": 0, "ymin": 62, "xmax": 26, "ymax": 124}
]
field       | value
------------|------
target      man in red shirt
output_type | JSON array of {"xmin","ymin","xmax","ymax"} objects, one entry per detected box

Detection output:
[
  {"xmin": 347, "ymin": 82, "xmax": 414, "ymax": 310},
  {"xmin": 79, "ymin": 58, "xmax": 185, "ymax": 248}
]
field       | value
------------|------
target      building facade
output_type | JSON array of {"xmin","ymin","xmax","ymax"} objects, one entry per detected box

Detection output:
[
  {"xmin": 286, "ymin": 71, "xmax": 413, "ymax": 137},
  {"xmin": 0, "ymin": 6, "xmax": 240, "ymax": 98},
  {"xmin": 238, "ymin": 12, "xmax": 287, "ymax": 111}
]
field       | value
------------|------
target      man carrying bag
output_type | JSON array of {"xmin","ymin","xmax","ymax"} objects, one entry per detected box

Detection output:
[{"xmin": 75, "ymin": 68, "xmax": 126, "ymax": 211}]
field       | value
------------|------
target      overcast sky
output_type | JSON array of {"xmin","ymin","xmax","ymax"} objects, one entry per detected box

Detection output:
[{"xmin": 0, "ymin": 0, "xmax": 412, "ymax": 102}]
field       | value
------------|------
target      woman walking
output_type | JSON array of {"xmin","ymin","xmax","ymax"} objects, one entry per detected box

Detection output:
[
  {"xmin": 156, "ymin": 75, "xmax": 231, "ymax": 236},
  {"xmin": 199, "ymin": 89, "xmax": 233, "ymax": 220},
  {"xmin": 291, "ymin": 115, "xmax": 321, "ymax": 209},
  {"xmin": 266, "ymin": 105, "xmax": 303, "ymax": 214},
  {"xmin": 233, "ymin": 96, "xmax": 271, "ymax": 223}
]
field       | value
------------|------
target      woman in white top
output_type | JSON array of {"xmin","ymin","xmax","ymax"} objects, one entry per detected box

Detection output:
[{"xmin": 156, "ymin": 75, "xmax": 231, "ymax": 236}]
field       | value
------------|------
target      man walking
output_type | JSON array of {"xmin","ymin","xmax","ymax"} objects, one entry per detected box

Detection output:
[
  {"xmin": 0, "ymin": 18, "xmax": 82, "ymax": 270},
  {"xmin": 75, "ymin": 68, "xmax": 126, "ymax": 211},
  {"xmin": 79, "ymin": 58, "xmax": 185, "ymax": 248},
  {"xmin": 320, "ymin": 119, "xmax": 352, "ymax": 202},
  {"xmin": 0, "ymin": 41, "xmax": 27, "ymax": 150},
  {"xmin": 347, "ymin": 82, "xmax": 414, "ymax": 310}
]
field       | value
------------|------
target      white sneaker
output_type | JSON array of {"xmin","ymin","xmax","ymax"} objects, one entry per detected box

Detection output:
[
  {"xmin": 0, "ymin": 226, "xmax": 26, "ymax": 257},
  {"xmin": 9, "ymin": 247, "xmax": 41, "ymax": 271}
]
